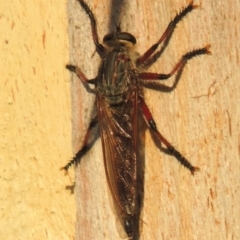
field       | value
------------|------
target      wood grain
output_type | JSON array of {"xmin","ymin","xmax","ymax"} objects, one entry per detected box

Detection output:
[
  {"xmin": 0, "ymin": 0, "xmax": 75, "ymax": 239},
  {"xmin": 68, "ymin": 0, "xmax": 240, "ymax": 239}
]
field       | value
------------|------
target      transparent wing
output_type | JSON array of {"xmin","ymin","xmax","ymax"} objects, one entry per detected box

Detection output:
[{"xmin": 97, "ymin": 87, "xmax": 138, "ymax": 219}]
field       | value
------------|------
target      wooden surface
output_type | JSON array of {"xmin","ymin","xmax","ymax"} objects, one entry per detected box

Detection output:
[
  {"xmin": 1, "ymin": 0, "xmax": 240, "ymax": 240},
  {"xmin": 0, "ymin": 0, "xmax": 75, "ymax": 239}
]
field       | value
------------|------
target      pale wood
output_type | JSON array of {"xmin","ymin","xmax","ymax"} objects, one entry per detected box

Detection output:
[{"xmin": 0, "ymin": 0, "xmax": 76, "ymax": 239}]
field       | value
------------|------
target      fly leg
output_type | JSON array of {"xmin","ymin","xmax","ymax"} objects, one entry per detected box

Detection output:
[
  {"xmin": 139, "ymin": 96, "xmax": 198, "ymax": 174},
  {"xmin": 66, "ymin": 64, "xmax": 96, "ymax": 85},
  {"xmin": 139, "ymin": 46, "xmax": 210, "ymax": 81},
  {"xmin": 77, "ymin": 0, "xmax": 105, "ymax": 56},
  {"xmin": 61, "ymin": 115, "xmax": 99, "ymax": 171},
  {"xmin": 136, "ymin": 1, "xmax": 198, "ymax": 66}
]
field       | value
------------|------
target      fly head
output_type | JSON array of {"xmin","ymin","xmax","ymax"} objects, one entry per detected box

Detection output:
[{"xmin": 103, "ymin": 31, "xmax": 136, "ymax": 48}]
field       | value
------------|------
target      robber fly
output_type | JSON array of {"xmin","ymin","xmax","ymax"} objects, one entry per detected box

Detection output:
[{"xmin": 62, "ymin": 0, "xmax": 210, "ymax": 239}]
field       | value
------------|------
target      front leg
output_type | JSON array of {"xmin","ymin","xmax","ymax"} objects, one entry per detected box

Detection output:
[
  {"xmin": 77, "ymin": 0, "xmax": 105, "ymax": 56},
  {"xmin": 136, "ymin": 2, "xmax": 198, "ymax": 66}
]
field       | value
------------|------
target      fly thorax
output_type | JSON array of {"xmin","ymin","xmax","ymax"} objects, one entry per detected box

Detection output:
[{"xmin": 96, "ymin": 48, "xmax": 137, "ymax": 104}]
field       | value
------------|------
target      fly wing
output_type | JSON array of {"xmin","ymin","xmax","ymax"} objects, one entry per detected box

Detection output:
[{"xmin": 97, "ymin": 87, "xmax": 138, "ymax": 220}]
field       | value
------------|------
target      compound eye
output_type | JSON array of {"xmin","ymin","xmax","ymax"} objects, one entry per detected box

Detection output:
[
  {"xmin": 103, "ymin": 33, "xmax": 115, "ymax": 43},
  {"xmin": 103, "ymin": 32, "xmax": 136, "ymax": 47},
  {"xmin": 117, "ymin": 32, "xmax": 136, "ymax": 44}
]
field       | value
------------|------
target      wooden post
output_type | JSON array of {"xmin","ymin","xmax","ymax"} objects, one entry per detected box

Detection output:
[
  {"xmin": 1, "ymin": 0, "xmax": 240, "ymax": 239},
  {"xmin": 67, "ymin": 0, "xmax": 240, "ymax": 239}
]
